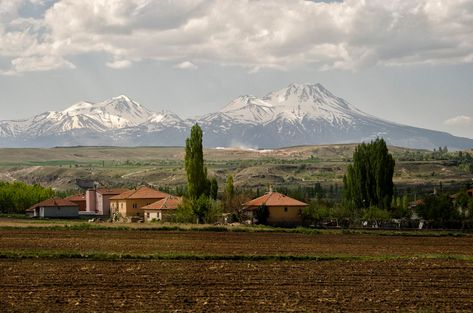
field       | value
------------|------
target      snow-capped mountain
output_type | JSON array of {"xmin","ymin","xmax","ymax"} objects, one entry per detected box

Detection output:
[
  {"xmin": 198, "ymin": 83, "xmax": 473, "ymax": 149},
  {"xmin": 0, "ymin": 95, "xmax": 153, "ymax": 139},
  {"xmin": 0, "ymin": 95, "xmax": 182, "ymax": 147},
  {"xmin": 209, "ymin": 83, "xmax": 364, "ymax": 126},
  {"xmin": 1, "ymin": 84, "xmax": 473, "ymax": 150}
]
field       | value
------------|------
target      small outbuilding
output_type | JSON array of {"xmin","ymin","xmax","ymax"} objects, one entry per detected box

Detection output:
[
  {"xmin": 29, "ymin": 199, "xmax": 79, "ymax": 218},
  {"xmin": 242, "ymin": 191, "xmax": 308, "ymax": 226},
  {"xmin": 141, "ymin": 195, "xmax": 183, "ymax": 222}
]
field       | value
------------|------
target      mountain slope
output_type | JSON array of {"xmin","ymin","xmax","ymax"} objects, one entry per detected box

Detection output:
[
  {"xmin": 198, "ymin": 83, "xmax": 473, "ymax": 150},
  {"xmin": 0, "ymin": 95, "xmax": 154, "ymax": 139},
  {"xmin": 0, "ymin": 84, "xmax": 472, "ymax": 150}
]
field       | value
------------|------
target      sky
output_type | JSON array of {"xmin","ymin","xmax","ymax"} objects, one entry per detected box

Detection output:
[{"xmin": 0, "ymin": 0, "xmax": 472, "ymax": 138}]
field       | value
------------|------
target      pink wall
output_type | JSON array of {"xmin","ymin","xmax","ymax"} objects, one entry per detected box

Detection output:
[
  {"xmin": 86, "ymin": 189, "xmax": 123, "ymax": 216},
  {"xmin": 86, "ymin": 190, "xmax": 97, "ymax": 212}
]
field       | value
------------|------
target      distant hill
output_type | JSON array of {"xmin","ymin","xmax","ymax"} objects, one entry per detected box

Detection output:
[
  {"xmin": 1, "ymin": 83, "xmax": 473, "ymax": 150},
  {"xmin": 0, "ymin": 145, "xmax": 471, "ymax": 192}
]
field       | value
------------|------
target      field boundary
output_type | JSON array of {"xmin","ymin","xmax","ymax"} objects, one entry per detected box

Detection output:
[
  {"xmin": 1, "ymin": 251, "xmax": 473, "ymax": 262},
  {"xmin": 0, "ymin": 222, "xmax": 470, "ymax": 237}
]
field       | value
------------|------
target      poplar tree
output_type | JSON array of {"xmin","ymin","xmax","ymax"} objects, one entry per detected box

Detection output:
[
  {"xmin": 343, "ymin": 138, "xmax": 395, "ymax": 211},
  {"xmin": 210, "ymin": 177, "xmax": 218, "ymax": 200},
  {"xmin": 225, "ymin": 175, "xmax": 235, "ymax": 199},
  {"xmin": 185, "ymin": 124, "xmax": 210, "ymax": 199}
]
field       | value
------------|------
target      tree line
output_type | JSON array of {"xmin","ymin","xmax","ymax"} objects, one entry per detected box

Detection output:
[
  {"xmin": 0, "ymin": 182, "xmax": 55, "ymax": 214},
  {"xmin": 1, "ymin": 126, "xmax": 471, "ymax": 229}
]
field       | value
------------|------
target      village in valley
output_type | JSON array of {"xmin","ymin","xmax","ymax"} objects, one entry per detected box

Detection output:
[{"xmin": 21, "ymin": 128, "xmax": 473, "ymax": 229}]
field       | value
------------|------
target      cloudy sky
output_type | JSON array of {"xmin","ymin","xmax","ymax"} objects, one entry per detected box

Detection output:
[{"xmin": 1, "ymin": 0, "xmax": 472, "ymax": 138}]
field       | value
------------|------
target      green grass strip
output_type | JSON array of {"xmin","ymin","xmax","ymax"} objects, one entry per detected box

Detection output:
[
  {"xmin": 1, "ymin": 251, "xmax": 472, "ymax": 262},
  {"xmin": 0, "ymin": 222, "xmax": 469, "ymax": 237}
]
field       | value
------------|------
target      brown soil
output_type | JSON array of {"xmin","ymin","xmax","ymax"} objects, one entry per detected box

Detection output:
[
  {"xmin": 1, "ymin": 229, "xmax": 473, "ymax": 257},
  {"xmin": 1, "ymin": 259, "xmax": 472, "ymax": 312}
]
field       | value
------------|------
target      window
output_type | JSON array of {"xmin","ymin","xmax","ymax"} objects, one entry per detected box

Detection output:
[
  {"xmin": 132, "ymin": 203, "xmax": 138, "ymax": 209},
  {"xmin": 284, "ymin": 207, "xmax": 288, "ymax": 212},
  {"xmin": 146, "ymin": 213, "xmax": 150, "ymax": 218}
]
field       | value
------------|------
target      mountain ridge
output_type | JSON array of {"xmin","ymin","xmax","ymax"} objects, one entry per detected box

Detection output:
[{"xmin": 1, "ymin": 83, "xmax": 472, "ymax": 150}]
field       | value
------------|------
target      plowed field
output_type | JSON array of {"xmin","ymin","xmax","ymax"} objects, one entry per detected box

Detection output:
[
  {"xmin": 1, "ymin": 259, "xmax": 473, "ymax": 312},
  {"xmin": 1, "ymin": 228, "xmax": 473, "ymax": 312},
  {"xmin": 1, "ymin": 229, "xmax": 473, "ymax": 256}
]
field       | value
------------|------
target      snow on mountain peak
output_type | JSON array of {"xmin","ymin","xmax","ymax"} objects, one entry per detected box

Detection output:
[
  {"xmin": 62, "ymin": 101, "xmax": 94, "ymax": 114},
  {"xmin": 211, "ymin": 83, "xmax": 368, "ymax": 126},
  {"xmin": 264, "ymin": 83, "xmax": 342, "ymax": 105},
  {"xmin": 218, "ymin": 95, "xmax": 275, "ymax": 124},
  {"xmin": 221, "ymin": 95, "xmax": 273, "ymax": 112},
  {"xmin": 148, "ymin": 110, "xmax": 183, "ymax": 124}
]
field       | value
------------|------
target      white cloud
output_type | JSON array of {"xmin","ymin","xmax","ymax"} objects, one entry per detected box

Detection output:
[
  {"xmin": 1, "ymin": 0, "xmax": 473, "ymax": 74},
  {"xmin": 174, "ymin": 61, "xmax": 197, "ymax": 70},
  {"xmin": 106, "ymin": 59, "xmax": 132, "ymax": 69},
  {"xmin": 11, "ymin": 55, "xmax": 75, "ymax": 72},
  {"xmin": 444, "ymin": 115, "xmax": 473, "ymax": 126}
]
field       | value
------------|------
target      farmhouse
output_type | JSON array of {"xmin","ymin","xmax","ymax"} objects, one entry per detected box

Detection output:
[
  {"xmin": 29, "ymin": 199, "xmax": 79, "ymax": 218},
  {"xmin": 110, "ymin": 186, "xmax": 171, "ymax": 219},
  {"xmin": 242, "ymin": 191, "xmax": 308, "ymax": 226},
  {"xmin": 86, "ymin": 188, "xmax": 129, "ymax": 216},
  {"xmin": 141, "ymin": 195, "xmax": 183, "ymax": 222}
]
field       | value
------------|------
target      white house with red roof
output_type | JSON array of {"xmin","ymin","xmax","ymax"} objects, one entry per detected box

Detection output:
[
  {"xmin": 141, "ymin": 195, "xmax": 183, "ymax": 222},
  {"xmin": 28, "ymin": 199, "xmax": 80, "ymax": 218}
]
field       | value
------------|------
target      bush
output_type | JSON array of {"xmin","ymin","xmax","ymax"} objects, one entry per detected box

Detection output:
[
  {"xmin": 255, "ymin": 205, "xmax": 269, "ymax": 225},
  {"xmin": 203, "ymin": 200, "xmax": 223, "ymax": 224},
  {"xmin": 171, "ymin": 196, "xmax": 223, "ymax": 224},
  {"xmin": 362, "ymin": 206, "xmax": 391, "ymax": 221},
  {"xmin": 417, "ymin": 193, "xmax": 461, "ymax": 228},
  {"xmin": 172, "ymin": 198, "xmax": 196, "ymax": 223}
]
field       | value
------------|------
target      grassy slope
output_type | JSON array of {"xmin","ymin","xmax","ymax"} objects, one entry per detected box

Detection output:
[{"xmin": 0, "ymin": 145, "xmax": 471, "ymax": 191}]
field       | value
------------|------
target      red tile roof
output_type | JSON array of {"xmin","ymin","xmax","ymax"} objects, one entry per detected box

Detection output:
[
  {"xmin": 243, "ymin": 192, "xmax": 308, "ymax": 209},
  {"xmin": 29, "ymin": 199, "xmax": 79, "ymax": 210},
  {"xmin": 110, "ymin": 186, "xmax": 170, "ymax": 200},
  {"xmin": 142, "ymin": 196, "xmax": 183, "ymax": 210},
  {"xmin": 94, "ymin": 188, "xmax": 130, "ymax": 195},
  {"xmin": 65, "ymin": 194, "xmax": 86, "ymax": 202}
]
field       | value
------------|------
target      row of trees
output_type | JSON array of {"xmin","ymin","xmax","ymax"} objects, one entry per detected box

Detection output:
[
  {"xmin": 313, "ymin": 138, "xmax": 472, "ymax": 228},
  {"xmin": 0, "ymin": 182, "xmax": 55, "ymax": 214},
  {"xmin": 343, "ymin": 138, "xmax": 395, "ymax": 211},
  {"xmin": 180, "ymin": 130, "xmax": 472, "ymax": 228}
]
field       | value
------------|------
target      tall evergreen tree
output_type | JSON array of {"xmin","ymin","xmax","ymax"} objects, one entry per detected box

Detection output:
[
  {"xmin": 343, "ymin": 138, "xmax": 395, "ymax": 211},
  {"xmin": 210, "ymin": 177, "xmax": 218, "ymax": 200},
  {"xmin": 185, "ymin": 124, "xmax": 210, "ymax": 199},
  {"xmin": 225, "ymin": 175, "xmax": 235, "ymax": 199}
]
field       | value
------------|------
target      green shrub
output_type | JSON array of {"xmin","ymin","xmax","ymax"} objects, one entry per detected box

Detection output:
[
  {"xmin": 255, "ymin": 205, "xmax": 269, "ymax": 225},
  {"xmin": 0, "ymin": 182, "xmax": 55, "ymax": 214}
]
